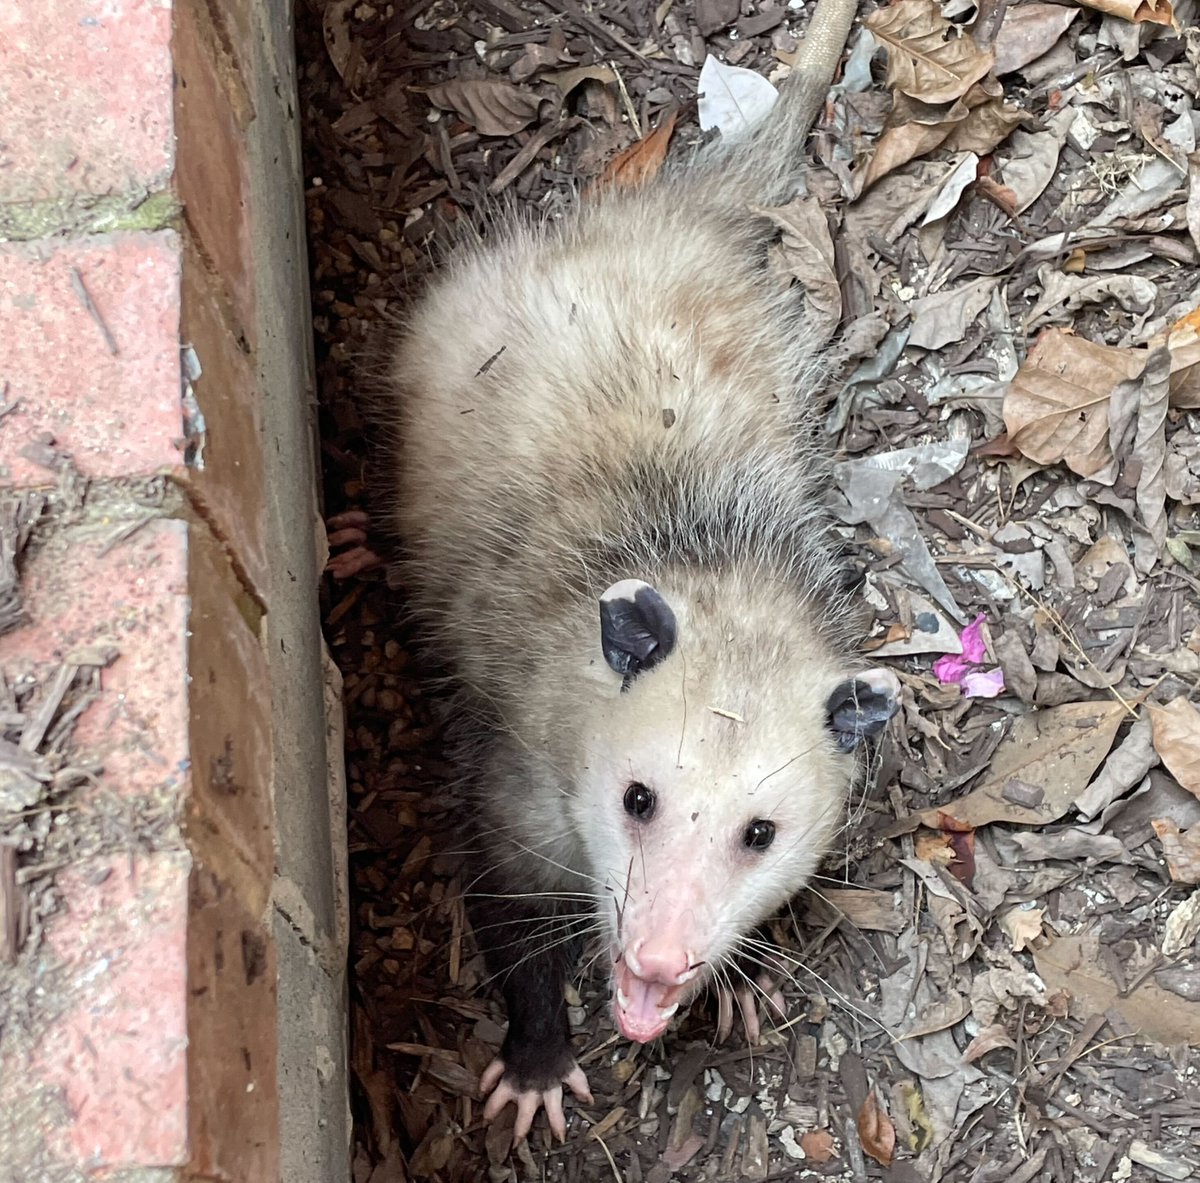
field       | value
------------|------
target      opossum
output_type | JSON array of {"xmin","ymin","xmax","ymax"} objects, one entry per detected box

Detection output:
[{"xmin": 383, "ymin": 0, "xmax": 900, "ymax": 1143}]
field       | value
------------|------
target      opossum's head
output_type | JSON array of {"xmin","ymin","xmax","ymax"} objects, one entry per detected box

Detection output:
[{"xmin": 575, "ymin": 579, "xmax": 899, "ymax": 1045}]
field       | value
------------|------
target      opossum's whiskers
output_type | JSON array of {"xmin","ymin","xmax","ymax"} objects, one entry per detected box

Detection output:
[
  {"xmin": 726, "ymin": 943, "xmax": 799, "ymax": 999},
  {"xmin": 467, "ymin": 890, "xmax": 595, "ymax": 902},
  {"xmin": 723, "ymin": 954, "xmax": 788, "ymax": 1037},
  {"xmin": 469, "ymin": 834, "xmax": 605, "ymax": 889},
  {"xmin": 758, "ymin": 793, "xmax": 843, "ymax": 879},
  {"xmin": 618, "ymin": 856, "xmax": 635, "ymax": 934},
  {"xmin": 675, "ymin": 647, "xmax": 688, "ymax": 769},
  {"xmin": 735, "ymin": 935, "xmax": 895, "ymax": 1043},
  {"xmin": 454, "ymin": 677, "xmax": 578, "ymax": 796},
  {"xmin": 463, "ymin": 910, "xmax": 595, "ymax": 939},
  {"xmin": 476, "ymin": 923, "xmax": 609, "ymax": 991},
  {"xmin": 751, "ymin": 740, "xmax": 819, "ymax": 798},
  {"xmin": 576, "ymin": 938, "xmax": 611, "ymax": 986}
]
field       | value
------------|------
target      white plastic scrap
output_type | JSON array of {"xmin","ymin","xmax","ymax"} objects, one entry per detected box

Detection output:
[{"xmin": 697, "ymin": 55, "xmax": 779, "ymax": 140}]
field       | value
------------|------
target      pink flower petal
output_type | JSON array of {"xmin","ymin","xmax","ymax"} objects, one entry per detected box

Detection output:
[
  {"xmin": 960, "ymin": 614, "xmax": 989, "ymax": 664},
  {"xmin": 962, "ymin": 667, "xmax": 1005, "ymax": 698},
  {"xmin": 933, "ymin": 654, "xmax": 971, "ymax": 684}
]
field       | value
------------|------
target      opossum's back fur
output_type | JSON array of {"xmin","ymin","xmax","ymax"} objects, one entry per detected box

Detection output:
[{"xmin": 386, "ymin": 100, "xmax": 855, "ymax": 754}]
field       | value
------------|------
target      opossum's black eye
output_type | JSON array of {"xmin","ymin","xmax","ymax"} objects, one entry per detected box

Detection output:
[
  {"xmin": 743, "ymin": 819, "xmax": 775, "ymax": 851},
  {"xmin": 623, "ymin": 782, "xmax": 656, "ymax": 820}
]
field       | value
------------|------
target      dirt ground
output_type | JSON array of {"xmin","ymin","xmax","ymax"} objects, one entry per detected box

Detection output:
[{"xmin": 296, "ymin": 0, "xmax": 1200, "ymax": 1179}]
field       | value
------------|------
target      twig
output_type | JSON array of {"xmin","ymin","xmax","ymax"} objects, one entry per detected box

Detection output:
[
  {"xmin": 537, "ymin": 0, "xmax": 645, "ymax": 60},
  {"xmin": 488, "ymin": 118, "xmax": 580, "ymax": 194},
  {"xmin": 70, "ymin": 266, "xmax": 118, "ymax": 356},
  {"xmin": 1001, "ymin": 575, "xmax": 1140, "ymax": 719}
]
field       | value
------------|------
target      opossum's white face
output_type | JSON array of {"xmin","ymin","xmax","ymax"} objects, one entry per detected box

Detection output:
[{"xmin": 580, "ymin": 580, "xmax": 899, "ymax": 1044}]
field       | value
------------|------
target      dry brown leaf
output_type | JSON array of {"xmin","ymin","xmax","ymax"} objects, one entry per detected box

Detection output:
[
  {"xmin": 1188, "ymin": 153, "xmax": 1200, "ymax": 254},
  {"xmin": 901, "ymin": 993, "xmax": 971, "ymax": 1039},
  {"xmin": 999, "ymin": 110, "xmax": 1073, "ymax": 212},
  {"xmin": 866, "ymin": 0, "xmax": 996, "ymax": 104},
  {"xmin": 588, "ymin": 108, "xmax": 678, "ymax": 194},
  {"xmin": 1068, "ymin": 0, "xmax": 1174, "ymax": 25},
  {"xmin": 961, "ymin": 1023, "xmax": 1017, "ymax": 1062},
  {"xmin": 992, "ymin": 3, "xmax": 1080, "ymax": 75},
  {"xmin": 1162, "ymin": 890, "xmax": 1200, "ymax": 956},
  {"xmin": 941, "ymin": 97, "xmax": 1028, "ymax": 154},
  {"xmin": 1004, "ymin": 329, "xmax": 1146, "ymax": 476},
  {"xmin": 917, "ymin": 700, "xmax": 1127, "ymax": 830},
  {"xmin": 914, "ymin": 830, "xmax": 956, "ymax": 864},
  {"xmin": 1153, "ymin": 819, "xmax": 1200, "ymax": 884},
  {"xmin": 322, "ymin": 0, "xmax": 356, "ymax": 82},
  {"xmin": 425, "ymin": 80, "xmax": 546, "ymax": 136},
  {"xmin": 547, "ymin": 64, "xmax": 617, "ymax": 95},
  {"xmin": 1164, "ymin": 305, "xmax": 1200, "ymax": 409},
  {"xmin": 1035, "ymin": 931, "xmax": 1200, "ymax": 1045},
  {"xmin": 861, "ymin": 115, "xmax": 961, "ymax": 191},
  {"xmin": 1149, "ymin": 698, "xmax": 1200, "ymax": 798},
  {"xmin": 908, "ymin": 277, "xmax": 999, "ymax": 351},
  {"xmin": 755, "ymin": 195, "xmax": 841, "ymax": 344},
  {"xmin": 999, "ymin": 905, "xmax": 1045, "ymax": 952},
  {"xmin": 800, "ymin": 1130, "xmax": 837, "ymax": 1164},
  {"xmin": 859, "ymin": 81, "xmax": 1012, "ymax": 193},
  {"xmin": 856, "ymin": 1090, "xmax": 896, "ymax": 1167},
  {"xmin": 975, "ymin": 173, "xmax": 1018, "ymax": 216},
  {"xmin": 1127, "ymin": 345, "xmax": 1172, "ymax": 573}
]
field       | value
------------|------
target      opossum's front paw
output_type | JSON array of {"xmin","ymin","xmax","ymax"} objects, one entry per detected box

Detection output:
[
  {"xmin": 715, "ymin": 974, "xmax": 787, "ymax": 1045},
  {"xmin": 325, "ymin": 510, "xmax": 385, "ymax": 579},
  {"xmin": 479, "ymin": 1057, "xmax": 593, "ymax": 1142}
]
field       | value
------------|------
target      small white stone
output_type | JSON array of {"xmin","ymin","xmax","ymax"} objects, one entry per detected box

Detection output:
[
  {"xmin": 705, "ymin": 1069, "xmax": 725, "ymax": 1102},
  {"xmin": 779, "ymin": 1126, "xmax": 806, "ymax": 1161}
]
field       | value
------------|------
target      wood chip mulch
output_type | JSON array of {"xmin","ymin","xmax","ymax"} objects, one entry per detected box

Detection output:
[{"xmin": 298, "ymin": 1, "xmax": 1200, "ymax": 1179}]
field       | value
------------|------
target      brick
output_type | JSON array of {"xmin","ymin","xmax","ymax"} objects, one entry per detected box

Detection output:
[
  {"xmin": 181, "ymin": 233, "xmax": 269, "ymax": 599},
  {"xmin": 188, "ymin": 866, "xmax": 280, "ymax": 1180},
  {"xmin": 0, "ymin": 0, "xmax": 174, "ymax": 204},
  {"xmin": 186, "ymin": 520, "xmax": 274, "ymax": 918},
  {"xmin": 0, "ymin": 232, "xmax": 184, "ymax": 486},
  {"xmin": 0, "ymin": 519, "xmax": 191, "ymax": 806},
  {"xmin": 174, "ymin": 0, "xmax": 257, "ymax": 344},
  {"xmin": 35, "ymin": 853, "xmax": 191, "ymax": 1169}
]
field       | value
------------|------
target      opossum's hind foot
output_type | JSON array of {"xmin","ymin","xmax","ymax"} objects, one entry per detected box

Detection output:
[
  {"xmin": 325, "ymin": 510, "xmax": 386, "ymax": 580},
  {"xmin": 480, "ymin": 1057, "xmax": 593, "ymax": 1143},
  {"xmin": 715, "ymin": 974, "xmax": 788, "ymax": 1045}
]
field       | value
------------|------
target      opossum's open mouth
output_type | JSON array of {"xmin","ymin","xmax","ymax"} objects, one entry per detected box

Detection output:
[{"xmin": 612, "ymin": 957, "xmax": 689, "ymax": 1043}]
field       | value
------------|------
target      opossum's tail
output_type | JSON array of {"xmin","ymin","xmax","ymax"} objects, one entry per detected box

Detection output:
[{"xmin": 686, "ymin": 0, "xmax": 858, "ymax": 206}]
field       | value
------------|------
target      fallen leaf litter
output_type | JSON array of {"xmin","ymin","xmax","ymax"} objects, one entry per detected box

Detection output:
[{"xmin": 300, "ymin": 0, "xmax": 1200, "ymax": 1178}]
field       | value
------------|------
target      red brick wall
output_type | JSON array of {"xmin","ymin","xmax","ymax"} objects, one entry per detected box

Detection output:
[{"xmin": 0, "ymin": 2, "xmax": 344, "ymax": 1178}]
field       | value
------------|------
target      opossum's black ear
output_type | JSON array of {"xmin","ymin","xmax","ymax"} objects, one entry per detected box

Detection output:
[
  {"xmin": 825, "ymin": 669, "xmax": 901, "ymax": 752},
  {"xmin": 599, "ymin": 579, "xmax": 677, "ymax": 677}
]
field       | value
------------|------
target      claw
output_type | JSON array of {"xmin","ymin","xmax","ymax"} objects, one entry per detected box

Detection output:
[
  {"xmin": 714, "ymin": 976, "xmax": 789, "ymax": 1046},
  {"xmin": 564, "ymin": 1064, "xmax": 594, "ymax": 1104},
  {"xmin": 327, "ymin": 545, "xmax": 384, "ymax": 579},
  {"xmin": 327, "ymin": 525, "xmax": 370, "ymax": 548},
  {"xmin": 327, "ymin": 509, "xmax": 371, "ymax": 531},
  {"xmin": 479, "ymin": 1057, "xmax": 592, "ymax": 1144},
  {"xmin": 325, "ymin": 510, "xmax": 386, "ymax": 580},
  {"xmin": 479, "ymin": 1059, "xmax": 506, "ymax": 1095},
  {"xmin": 735, "ymin": 985, "xmax": 761, "ymax": 1045},
  {"xmin": 716, "ymin": 985, "xmax": 734, "ymax": 1044}
]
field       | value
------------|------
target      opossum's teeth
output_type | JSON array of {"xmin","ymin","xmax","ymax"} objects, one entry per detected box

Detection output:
[{"xmin": 614, "ymin": 962, "xmax": 687, "ymax": 1043}]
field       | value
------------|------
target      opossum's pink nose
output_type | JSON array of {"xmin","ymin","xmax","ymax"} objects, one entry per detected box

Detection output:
[{"xmin": 626, "ymin": 937, "xmax": 697, "ymax": 986}]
